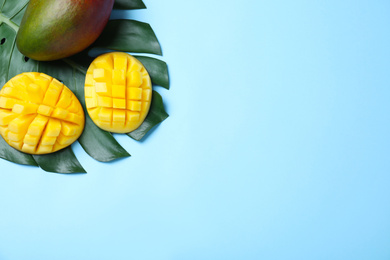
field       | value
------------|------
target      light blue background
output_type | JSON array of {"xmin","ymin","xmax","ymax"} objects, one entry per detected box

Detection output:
[{"xmin": 1, "ymin": 0, "xmax": 390, "ymax": 259}]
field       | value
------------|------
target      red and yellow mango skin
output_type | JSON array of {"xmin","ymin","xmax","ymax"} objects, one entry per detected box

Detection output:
[{"xmin": 16, "ymin": 0, "xmax": 114, "ymax": 61}]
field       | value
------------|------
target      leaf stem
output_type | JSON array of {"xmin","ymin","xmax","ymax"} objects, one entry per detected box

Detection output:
[{"xmin": 0, "ymin": 13, "xmax": 19, "ymax": 32}]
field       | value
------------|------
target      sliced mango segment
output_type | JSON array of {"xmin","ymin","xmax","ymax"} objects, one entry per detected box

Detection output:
[
  {"xmin": 85, "ymin": 52, "xmax": 152, "ymax": 133},
  {"xmin": 0, "ymin": 72, "xmax": 85, "ymax": 155}
]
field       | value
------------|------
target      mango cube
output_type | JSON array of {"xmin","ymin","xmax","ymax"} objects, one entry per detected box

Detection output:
[
  {"xmin": 127, "ymin": 71, "xmax": 142, "ymax": 88},
  {"xmin": 41, "ymin": 135, "xmax": 57, "ymax": 146},
  {"xmin": 23, "ymin": 134, "xmax": 40, "ymax": 145},
  {"xmin": 97, "ymin": 96, "xmax": 112, "ymax": 107},
  {"xmin": 44, "ymin": 119, "xmax": 62, "ymax": 137},
  {"xmin": 8, "ymin": 131, "xmax": 25, "ymax": 142},
  {"xmin": 84, "ymin": 86, "xmax": 94, "ymax": 98},
  {"xmin": 12, "ymin": 103, "xmax": 39, "ymax": 115},
  {"xmin": 113, "ymin": 53, "xmax": 127, "ymax": 70},
  {"xmin": 27, "ymin": 115, "xmax": 49, "ymax": 136},
  {"xmin": 42, "ymin": 87, "xmax": 61, "ymax": 107},
  {"xmin": 56, "ymin": 88, "xmax": 73, "ymax": 108},
  {"xmin": 22, "ymin": 143, "xmax": 37, "ymax": 154},
  {"xmin": 128, "ymin": 87, "xmax": 142, "ymax": 100},
  {"xmin": 37, "ymin": 104, "xmax": 53, "ymax": 116},
  {"xmin": 52, "ymin": 107, "xmax": 69, "ymax": 120},
  {"xmin": 85, "ymin": 74, "xmax": 94, "ymax": 86},
  {"xmin": 93, "ymin": 68, "xmax": 106, "ymax": 81},
  {"xmin": 36, "ymin": 145, "xmax": 53, "ymax": 154},
  {"xmin": 127, "ymin": 101, "xmax": 142, "ymax": 112},
  {"xmin": 142, "ymin": 89, "xmax": 152, "ymax": 102},
  {"xmin": 95, "ymin": 82, "xmax": 108, "ymax": 94},
  {"xmin": 8, "ymin": 115, "xmax": 34, "ymax": 133},
  {"xmin": 112, "ymin": 69, "xmax": 126, "ymax": 85},
  {"xmin": 126, "ymin": 111, "xmax": 140, "ymax": 122},
  {"xmin": 0, "ymin": 110, "xmax": 17, "ymax": 125},
  {"xmin": 112, "ymin": 85, "xmax": 126, "ymax": 98},
  {"xmin": 113, "ymin": 109, "xmax": 126, "ymax": 122},
  {"xmin": 98, "ymin": 108, "xmax": 112, "ymax": 122},
  {"xmin": 113, "ymin": 98, "xmax": 126, "ymax": 109},
  {"xmin": 0, "ymin": 97, "xmax": 18, "ymax": 109}
]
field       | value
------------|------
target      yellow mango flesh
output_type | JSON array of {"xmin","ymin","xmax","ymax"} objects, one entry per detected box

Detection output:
[
  {"xmin": 0, "ymin": 72, "xmax": 85, "ymax": 154},
  {"xmin": 85, "ymin": 52, "xmax": 152, "ymax": 133}
]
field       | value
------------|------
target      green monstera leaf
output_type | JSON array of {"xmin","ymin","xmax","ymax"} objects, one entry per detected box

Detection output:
[{"xmin": 0, "ymin": 0, "xmax": 169, "ymax": 173}]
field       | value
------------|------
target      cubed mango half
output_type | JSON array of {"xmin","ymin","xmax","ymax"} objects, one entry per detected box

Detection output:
[
  {"xmin": 84, "ymin": 52, "xmax": 152, "ymax": 133},
  {"xmin": 0, "ymin": 72, "xmax": 85, "ymax": 154}
]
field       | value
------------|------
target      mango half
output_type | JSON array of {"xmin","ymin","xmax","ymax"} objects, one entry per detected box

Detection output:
[
  {"xmin": 85, "ymin": 52, "xmax": 152, "ymax": 133},
  {"xmin": 16, "ymin": 0, "xmax": 114, "ymax": 61},
  {"xmin": 0, "ymin": 72, "xmax": 85, "ymax": 154}
]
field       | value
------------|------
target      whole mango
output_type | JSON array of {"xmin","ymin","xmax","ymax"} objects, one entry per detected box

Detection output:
[{"xmin": 16, "ymin": 0, "xmax": 115, "ymax": 61}]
